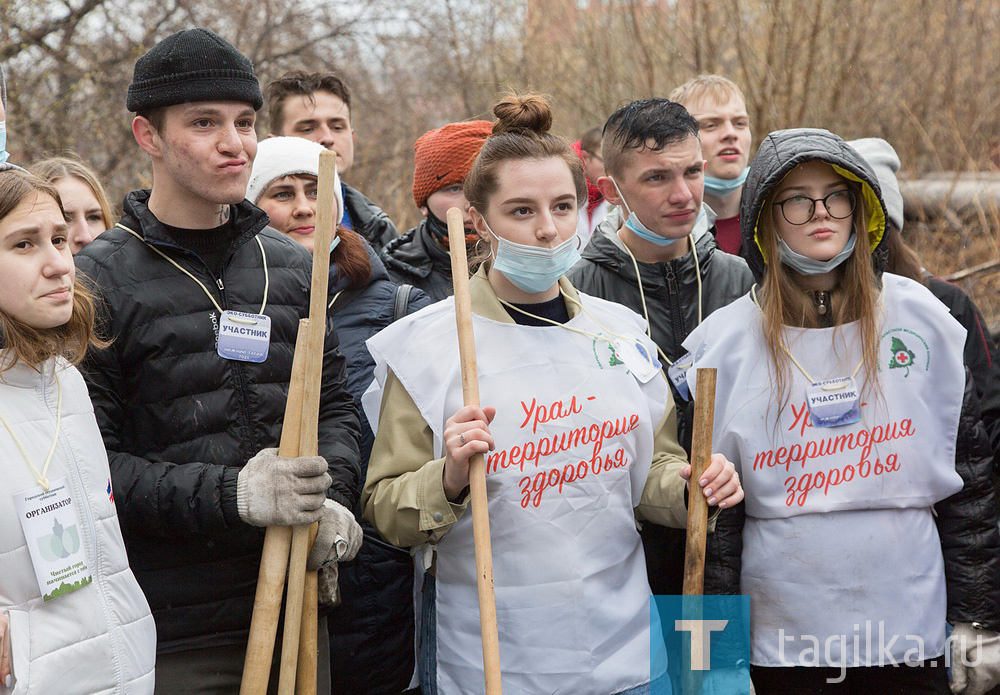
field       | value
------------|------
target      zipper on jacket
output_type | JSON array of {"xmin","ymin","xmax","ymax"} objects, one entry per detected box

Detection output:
[
  {"xmin": 144, "ymin": 232, "xmax": 260, "ymax": 460},
  {"xmin": 155, "ymin": 238, "xmax": 259, "ymax": 457},
  {"xmin": 662, "ymin": 264, "xmax": 687, "ymax": 359},
  {"xmin": 216, "ymin": 264, "xmax": 260, "ymax": 457}
]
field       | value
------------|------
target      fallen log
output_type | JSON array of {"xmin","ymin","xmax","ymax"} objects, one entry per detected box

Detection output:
[{"xmin": 899, "ymin": 173, "xmax": 1000, "ymax": 219}]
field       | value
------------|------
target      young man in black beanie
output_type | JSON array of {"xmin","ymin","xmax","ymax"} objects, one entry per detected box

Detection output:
[{"xmin": 75, "ymin": 28, "xmax": 362, "ymax": 694}]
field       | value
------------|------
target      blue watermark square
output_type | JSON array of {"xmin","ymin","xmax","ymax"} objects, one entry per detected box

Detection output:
[{"xmin": 650, "ymin": 595, "xmax": 753, "ymax": 694}]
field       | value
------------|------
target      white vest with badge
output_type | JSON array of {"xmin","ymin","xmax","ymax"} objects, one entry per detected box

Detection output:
[
  {"xmin": 0, "ymin": 358, "xmax": 155, "ymax": 693},
  {"xmin": 365, "ymin": 289, "xmax": 669, "ymax": 695},
  {"xmin": 683, "ymin": 274, "xmax": 966, "ymax": 667}
]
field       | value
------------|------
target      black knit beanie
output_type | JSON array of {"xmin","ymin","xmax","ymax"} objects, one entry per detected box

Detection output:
[{"xmin": 126, "ymin": 28, "xmax": 263, "ymax": 113}]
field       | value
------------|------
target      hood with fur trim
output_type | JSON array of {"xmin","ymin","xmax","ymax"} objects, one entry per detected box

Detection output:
[{"xmin": 739, "ymin": 128, "xmax": 889, "ymax": 283}]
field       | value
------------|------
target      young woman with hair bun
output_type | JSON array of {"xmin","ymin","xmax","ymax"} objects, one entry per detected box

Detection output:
[{"xmin": 362, "ymin": 93, "xmax": 743, "ymax": 694}]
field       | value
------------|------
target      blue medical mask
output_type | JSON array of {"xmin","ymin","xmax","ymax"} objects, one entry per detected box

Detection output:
[
  {"xmin": 704, "ymin": 167, "xmax": 748, "ymax": 196},
  {"xmin": 777, "ymin": 232, "xmax": 857, "ymax": 275},
  {"xmin": 0, "ymin": 122, "xmax": 7, "ymax": 164},
  {"xmin": 484, "ymin": 219, "xmax": 581, "ymax": 294},
  {"xmin": 610, "ymin": 177, "xmax": 681, "ymax": 247}
]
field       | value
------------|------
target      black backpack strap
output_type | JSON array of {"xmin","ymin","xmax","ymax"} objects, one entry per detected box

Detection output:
[{"xmin": 393, "ymin": 284, "xmax": 412, "ymax": 323}]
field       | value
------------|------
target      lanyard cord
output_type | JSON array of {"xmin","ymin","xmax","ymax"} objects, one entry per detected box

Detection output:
[
  {"xmin": 750, "ymin": 285, "xmax": 863, "ymax": 389},
  {"xmin": 617, "ymin": 232, "xmax": 703, "ymax": 367},
  {"xmin": 0, "ymin": 372, "xmax": 62, "ymax": 491},
  {"xmin": 328, "ymin": 289, "xmax": 344, "ymax": 310},
  {"xmin": 495, "ymin": 289, "xmax": 658, "ymax": 373},
  {"xmin": 496, "ymin": 292, "xmax": 612, "ymax": 343},
  {"xmin": 117, "ymin": 223, "xmax": 270, "ymax": 320}
]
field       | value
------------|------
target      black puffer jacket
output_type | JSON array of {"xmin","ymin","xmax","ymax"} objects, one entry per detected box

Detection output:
[
  {"xmin": 344, "ymin": 183, "xmax": 399, "ymax": 251},
  {"xmin": 568, "ymin": 214, "xmax": 753, "ymax": 597},
  {"xmin": 381, "ymin": 217, "xmax": 457, "ymax": 302},
  {"xmin": 713, "ymin": 128, "xmax": 1000, "ymax": 629},
  {"xmin": 927, "ymin": 278, "xmax": 1000, "ymax": 472},
  {"xmin": 75, "ymin": 190, "xmax": 362, "ymax": 652}
]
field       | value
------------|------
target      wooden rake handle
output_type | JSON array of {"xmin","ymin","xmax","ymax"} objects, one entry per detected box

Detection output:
[
  {"xmin": 242, "ymin": 150, "xmax": 339, "ymax": 695},
  {"xmin": 447, "ymin": 207, "xmax": 502, "ymax": 694},
  {"xmin": 682, "ymin": 368, "xmax": 717, "ymax": 596},
  {"xmin": 241, "ymin": 320, "xmax": 309, "ymax": 695}
]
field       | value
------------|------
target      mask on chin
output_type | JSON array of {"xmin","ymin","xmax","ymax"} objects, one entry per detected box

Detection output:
[
  {"xmin": 483, "ymin": 217, "xmax": 581, "ymax": 294},
  {"xmin": 777, "ymin": 232, "xmax": 857, "ymax": 275},
  {"xmin": 704, "ymin": 167, "xmax": 749, "ymax": 196}
]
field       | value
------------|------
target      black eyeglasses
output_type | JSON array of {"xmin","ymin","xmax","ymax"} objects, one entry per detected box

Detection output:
[{"xmin": 773, "ymin": 189, "xmax": 856, "ymax": 225}]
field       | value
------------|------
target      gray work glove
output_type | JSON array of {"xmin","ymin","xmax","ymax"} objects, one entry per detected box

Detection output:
[
  {"xmin": 951, "ymin": 622, "xmax": 1000, "ymax": 695},
  {"xmin": 236, "ymin": 448, "xmax": 331, "ymax": 527},
  {"xmin": 307, "ymin": 499, "xmax": 362, "ymax": 571}
]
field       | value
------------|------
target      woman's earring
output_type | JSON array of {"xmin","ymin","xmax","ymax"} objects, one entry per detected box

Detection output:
[{"xmin": 474, "ymin": 237, "xmax": 493, "ymax": 260}]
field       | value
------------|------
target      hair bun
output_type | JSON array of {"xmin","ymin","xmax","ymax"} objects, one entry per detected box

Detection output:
[{"xmin": 492, "ymin": 93, "xmax": 553, "ymax": 136}]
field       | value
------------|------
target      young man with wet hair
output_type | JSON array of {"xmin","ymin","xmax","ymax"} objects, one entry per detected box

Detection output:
[
  {"xmin": 266, "ymin": 70, "xmax": 398, "ymax": 250},
  {"xmin": 568, "ymin": 97, "xmax": 752, "ymax": 597}
]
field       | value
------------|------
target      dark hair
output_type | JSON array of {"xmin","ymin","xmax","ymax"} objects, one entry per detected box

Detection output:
[
  {"xmin": 602, "ymin": 98, "xmax": 700, "ymax": 178},
  {"xmin": 332, "ymin": 228, "xmax": 371, "ymax": 290},
  {"xmin": 136, "ymin": 107, "xmax": 167, "ymax": 133},
  {"xmin": 0, "ymin": 170, "xmax": 108, "ymax": 370},
  {"xmin": 464, "ymin": 92, "xmax": 586, "ymax": 214},
  {"xmin": 266, "ymin": 70, "xmax": 352, "ymax": 134},
  {"xmin": 580, "ymin": 126, "xmax": 602, "ymax": 154}
]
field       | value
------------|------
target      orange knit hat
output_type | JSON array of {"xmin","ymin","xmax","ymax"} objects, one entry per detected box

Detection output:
[{"xmin": 412, "ymin": 120, "xmax": 492, "ymax": 209}]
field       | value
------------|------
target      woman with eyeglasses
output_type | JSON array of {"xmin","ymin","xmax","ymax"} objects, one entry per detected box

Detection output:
[{"xmin": 682, "ymin": 129, "xmax": 1000, "ymax": 694}]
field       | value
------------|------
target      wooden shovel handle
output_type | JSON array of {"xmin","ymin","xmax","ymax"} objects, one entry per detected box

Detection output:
[
  {"xmin": 447, "ymin": 207, "xmax": 502, "ymax": 694},
  {"xmin": 683, "ymin": 367, "xmax": 717, "ymax": 596}
]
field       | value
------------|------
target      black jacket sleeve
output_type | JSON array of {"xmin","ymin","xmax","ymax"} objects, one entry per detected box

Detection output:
[
  {"xmin": 705, "ymin": 503, "xmax": 747, "ymax": 667},
  {"xmin": 704, "ymin": 502, "xmax": 745, "ymax": 596},
  {"xmin": 929, "ymin": 279, "xmax": 1000, "ymax": 468},
  {"xmin": 317, "ymin": 314, "xmax": 362, "ymax": 509},
  {"xmin": 935, "ymin": 369, "xmax": 1000, "ymax": 629},
  {"xmin": 81, "ymin": 304, "xmax": 243, "ymax": 540}
]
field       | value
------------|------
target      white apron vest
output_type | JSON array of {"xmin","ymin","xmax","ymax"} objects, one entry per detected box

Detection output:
[
  {"xmin": 683, "ymin": 274, "xmax": 966, "ymax": 667},
  {"xmin": 365, "ymin": 292, "xmax": 669, "ymax": 694}
]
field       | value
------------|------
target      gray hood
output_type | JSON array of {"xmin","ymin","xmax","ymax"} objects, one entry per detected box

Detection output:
[{"xmin": 740, "ymin": 128, "xmax": 889, "ymax": 282}]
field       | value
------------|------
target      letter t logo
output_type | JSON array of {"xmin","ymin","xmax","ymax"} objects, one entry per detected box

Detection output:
[{"xmin": 675, "ymin": 619, "xmax": 729, "ymax": 670}]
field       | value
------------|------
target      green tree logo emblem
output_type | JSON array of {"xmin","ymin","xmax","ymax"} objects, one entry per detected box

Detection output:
[
  {"xmin": 889, "ymin": 336, "xmax": 916, "ymax": 376},
  {"xmin": 608, "ymin": 343, "xmax": 625, "ymax": 367}
]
